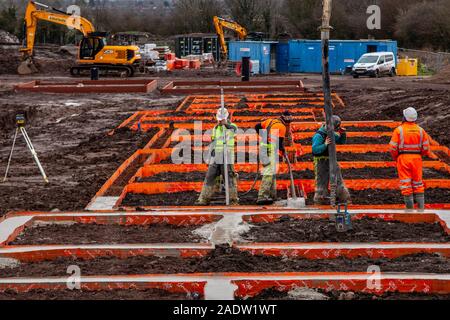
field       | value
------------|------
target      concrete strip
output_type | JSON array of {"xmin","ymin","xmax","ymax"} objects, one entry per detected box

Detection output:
[
  {"xmin": 436, "ymin": 211, "xmax": 450, "ymax": 229},
  {"xmin": 0, "ymin": 216, "xmax": 33, "ymax": 244},
  {"xmin": 0, "ymin": 258, "xmax": 20, "ymax": 269},
  {"xmin": 85, "ymin": 196, "xmax": 120, "ymax": 211},
  {"xmin": 236, "ymin": 243, "xmax": 450, "ymax": 250},
  {"xmin": 1, "ymin": 273, "xmax": 449, "ymax": 283},
  {"xmin": 204, "ymin": 279, "xmax": 238, "ymax": 300},
  {"xmin": 0, "ymin": 243, "xmax": 214, "ymax": 254},
  {"xmin": 7, "ymin": 209, "xmax": 450, "ymax": 218},
  {"xmin": 209, "ymin": 214, "xmax": 248, "ymax": 245}
]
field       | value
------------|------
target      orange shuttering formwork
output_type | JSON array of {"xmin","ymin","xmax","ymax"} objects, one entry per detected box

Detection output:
[
  {"xmin": 97, "ymin": 92, "xmax": 450, "ymax": 210},
  {"xmin": 161, "ymin": 80, "xmax": 306, "ymax": 95},
  {"xmin": 0, "ymin": 273, "xmax": 449, "ymax": 297},
  {"xmin": 15, "ymin": 79, "xmax": 158, "ymax": 94}
]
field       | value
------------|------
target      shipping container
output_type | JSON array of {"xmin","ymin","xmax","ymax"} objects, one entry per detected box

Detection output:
[
  {"xmin": 228, "ymin": 41, "xmax": 277, "ymax": 74},
  {"xmin": 288, "ymin": 40, "xmax": 398, "ymax": 73},
  {"xmin": 175, "ymin": 34, "xmax": 229, "ymax": 62}
]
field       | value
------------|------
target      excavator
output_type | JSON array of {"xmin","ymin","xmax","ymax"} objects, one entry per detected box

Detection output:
[
  {"xmin": 213, "ymin": 16, "xmax": 247, "ymax": 62},
  {"xmin": 18, "ymin": 1, "xmax": 141, "ymax": 76}
]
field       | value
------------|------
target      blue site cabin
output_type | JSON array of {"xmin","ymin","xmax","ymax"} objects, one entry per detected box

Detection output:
[
  {"xmin": 287, "ymin": 39, "xmax": 398, "ymax": 74},
  {"xmin": 228, "ymin": 40, "xmax": 278, "ymax": 74},
  {"xmin": 228, "ymin": 39, "xmax": 397, "ymax": 74}
]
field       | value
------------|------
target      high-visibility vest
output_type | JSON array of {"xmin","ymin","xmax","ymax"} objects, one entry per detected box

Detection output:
[
  {"xmin": 212, "ymin": 123, "xmax": 237, "ymax": 152},
  {"xmin": 389, "ymin": 123, "xmax": 430, "ymax": 155},
  {"xmin": 260, "ymin": 119, "xmax": 286, "ymax": 150}
]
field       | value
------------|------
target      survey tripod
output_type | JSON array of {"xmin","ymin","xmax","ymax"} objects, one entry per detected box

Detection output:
[{"xmin": 3, "ymin": 114, "xmax": 49, "ymax": 184}]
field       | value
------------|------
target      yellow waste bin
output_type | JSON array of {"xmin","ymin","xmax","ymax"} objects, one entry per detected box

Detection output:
[{"xmin": 397, "ymin": 58, "xmax": 418, "ymax": 76}]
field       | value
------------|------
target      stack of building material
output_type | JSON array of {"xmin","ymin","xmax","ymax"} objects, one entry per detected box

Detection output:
[
  {"xmin": 189, "ymin": 60, "xmax": 201, "ymax": 69},
  {"xmin": 174, "ymin": 59, "xmax": 190, "ymax": 69},
  {"xmin": 154, "ymin": 46, "xmax": 171, "ymax": 60}
]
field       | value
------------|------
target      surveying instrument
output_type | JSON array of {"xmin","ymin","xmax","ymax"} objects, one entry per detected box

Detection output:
[{"xmin": 2, "ymin": 113, "xmax": 49, "ymax": 184}]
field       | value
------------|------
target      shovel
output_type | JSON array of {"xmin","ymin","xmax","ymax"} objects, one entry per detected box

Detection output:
[{"xmin": 284, "ymin": 153, "xmax": 305, "ymax": 208}]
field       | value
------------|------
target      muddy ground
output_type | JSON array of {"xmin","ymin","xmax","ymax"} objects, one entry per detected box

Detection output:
[
  {"xmin": 243, "ymin": 217, "xmax": 450, "ymax": 243},
  {"xmin": 248, "ymin": 288, "xmax": 450, "ymax": 301},
  {"xmin": 0, "ymin": 289, "xmax": 194, "ymax": 300},
  {"xmin": 0, "ymin": 91, "xmax": 181, "ymax": 216},
  {"xmin": 1, "ymin": 247, "xmax": 449, "ymax": 278},
  {"xmin": 0, "ymin": 74, "xmax": 448, "ymax": 215},
  {"xmin": 10, "ymin": 222, "xmax": 205, "ymax": 245},
  {"xmin": 334, "ymin": 83, "xmax": 450, "ymax": 146}
]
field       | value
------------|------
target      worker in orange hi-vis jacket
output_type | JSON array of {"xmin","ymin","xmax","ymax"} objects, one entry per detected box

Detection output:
[{"xmin": 389, "ymin": 107, "xmax": 437, "ymax": 210}]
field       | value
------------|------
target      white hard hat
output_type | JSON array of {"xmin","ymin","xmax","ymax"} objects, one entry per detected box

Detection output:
[
  {"xmin": 216, "ymin": 108, "xmax": 229, "ymax": 121},
  {"xmin": 403, "ymin": 107, "xmax": 418, "ymax": 122}
]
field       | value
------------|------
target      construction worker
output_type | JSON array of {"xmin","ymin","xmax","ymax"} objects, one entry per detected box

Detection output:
[
  {"xmin": 389, "ymin": 107, "xmax": 433, "ymax": 210},
  {"xmin": 196, "ymin": 108, "xmax": 239, "ymax": 205},
  {"xmin": 255, "ymin": 111, "xmax": 293, "ymax": 205},
  {"xmin": 312, "ymin": 115, "xmax": 351, "ymax": 205}
]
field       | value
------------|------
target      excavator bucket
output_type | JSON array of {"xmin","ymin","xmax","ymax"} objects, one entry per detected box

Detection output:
[{"xmin": 18, "ymin": 58, "xmax": 38, "ymax": 75}]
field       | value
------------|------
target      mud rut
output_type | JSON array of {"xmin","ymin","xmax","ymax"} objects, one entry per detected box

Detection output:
[{"xmin": 1, "ymin": 88, "xmax": 450, "ymax": 300}]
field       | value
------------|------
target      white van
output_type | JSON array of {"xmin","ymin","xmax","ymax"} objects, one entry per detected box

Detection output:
[{"xmin": 352, "ymin": 52, "xmax": 396, "ymax": 78}]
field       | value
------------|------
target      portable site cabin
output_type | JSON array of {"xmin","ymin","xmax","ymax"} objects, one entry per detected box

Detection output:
[{"xmin": 285, "ymin": 39, "xmax": 398, "ymax": 74}]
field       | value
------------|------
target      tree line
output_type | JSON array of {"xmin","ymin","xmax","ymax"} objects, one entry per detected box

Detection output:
[{"xmin": 1, "ymin": 0, "xmax": 449, "ymax": 51}]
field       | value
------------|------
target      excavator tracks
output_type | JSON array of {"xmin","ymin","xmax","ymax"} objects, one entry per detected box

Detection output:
[{"xmin": 70, "ymin": 64, "xmax": 135, "ymax": 77}]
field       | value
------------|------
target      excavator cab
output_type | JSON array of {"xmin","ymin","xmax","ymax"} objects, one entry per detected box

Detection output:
[{"xmin": 79, "ymin": 36, "xmax": 106, "ymax": 60}]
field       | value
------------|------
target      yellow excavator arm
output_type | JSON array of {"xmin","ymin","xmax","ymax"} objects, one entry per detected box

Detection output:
[
  {"xmin": 18, "ymin": 1, "xmax": 141, "ymax": 76},
  {"xmin": 213, "ymin": 16, "xmax": 247, "ymax": 61},
  {"xmin": 21, "ymin": 1, "xmax": 95, "ymax": 57}
]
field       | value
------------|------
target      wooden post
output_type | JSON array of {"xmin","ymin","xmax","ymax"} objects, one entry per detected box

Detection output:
[{"xmin": 321, "ymin": 0, "xmax": 338, "ymax": 207}]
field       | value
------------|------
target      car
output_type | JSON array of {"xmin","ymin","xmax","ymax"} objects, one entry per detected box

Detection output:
[{"xmin": 352, "ymin": 52, "xmax": 396, "ymax": 78}]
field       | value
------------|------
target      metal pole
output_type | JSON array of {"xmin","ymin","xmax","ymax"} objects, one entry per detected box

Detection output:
[
  {"xmin": 21, "ymin": 127, "xmax": 49, "ymax": 183},
  {"xmin": 221, "ymin": 89, "xmax": 230, "ymax": 205},
  {"xmin": 284, "ymin": 153, "xmax": 297, "ymax": 200},
  {"xmin": 2, "ymin": 128, "xmax": 19, "ymax": 183},
  {"xmin": 321, "ymin": 0, "xmax": 338, "ymax": 207}
]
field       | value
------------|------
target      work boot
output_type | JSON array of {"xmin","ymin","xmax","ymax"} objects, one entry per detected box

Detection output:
[
  {"xmin": 403, "ymin": 195, "xmax": 414, "ymax": 210},
  {"xmin": 257, "ymin": 198, "xmax": 274, "ymax": 205},
  {"xmin": 257, "ymin": 174, "xmax": 275, "ymax": 205},
  {"xmin": 196, "ymin": 184, "xmax": 215, "ymax": 206},
  {"xmin": 415, "ymin": 193, "xmax": 425, "ymax": 210},
  {"xmin": 229, "ymin": 184, "xmax": 239, "ymax": 206},
  {"xmin": 195, "ymin": 199, "xmax": 210, "ymax": 206},
  {"xmin": 314, "ymin": 189, "xmax": 329, "ymax": 205}
]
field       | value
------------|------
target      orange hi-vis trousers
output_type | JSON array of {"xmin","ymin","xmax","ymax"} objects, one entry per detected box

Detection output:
[{"xmin": 397, "ymin": 154, "xmax": 425, "ymax": 196}]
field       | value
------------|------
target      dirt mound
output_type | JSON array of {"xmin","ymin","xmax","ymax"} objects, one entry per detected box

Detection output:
[
  {"xmin": 336, "ymin": 88, "xmax": 450, "ymax": 147},
  {"xmin": 0, "ymin": 46, "xmax": 21, "ymax": 74},
  {"xmin": 428, "ymin": 64, "xmax": 450, "ymax": 84},
  {"xmin": 0, "ymin": 30, "xmax": 18, "ymax": 43},
  {"xmin": 0, "ymin": 45, "xmax": 75, "ymax": 75}
]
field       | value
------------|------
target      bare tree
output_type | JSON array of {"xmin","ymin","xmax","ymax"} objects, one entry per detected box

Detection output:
[
  {"xmin": 282, "ymin": 0, "xmax": 322, "ymax": 38},
  {"xmin": 395, "ymin": 0, "xmax": 450, "ymax": 50},
  {"xmin": 225, "ymin": 0, "xmax": 260, "ymax": 30},
  {"xmin": 172, "ymin": 0, "xmax": 223, "ymax": 34}
]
